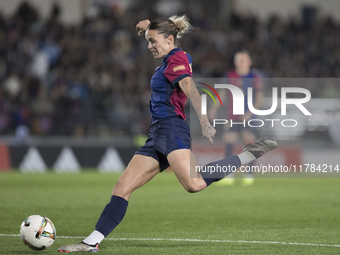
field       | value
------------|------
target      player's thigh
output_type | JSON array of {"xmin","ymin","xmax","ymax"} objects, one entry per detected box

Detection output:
[
  {"xmin": 223, "ymin": 131, "xmax": 239, "ymax": 144},
  {"xmin": 167, "ymin": 149, "xmax": 206, "ymax": 193},
  {"xmin": 241, "ymin": 129, "xmax": 256, "ymax": 142},
  {"xmin": 112, "ymin": 154, "xmax": 160, "ymax": 200}
]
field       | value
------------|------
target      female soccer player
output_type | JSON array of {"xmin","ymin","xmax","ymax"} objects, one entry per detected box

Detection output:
[
  {"xmin": 210, "ymin": 50, "xmax": 265, "ymax": 186},
  {"xmin": 58, "ymin": 15, "xmax": 277, "ymax": 253}
]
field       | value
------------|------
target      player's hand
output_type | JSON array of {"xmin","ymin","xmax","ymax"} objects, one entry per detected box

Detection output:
[
  {"xmin": 202, "ymin": 121, "xmax": 216, "ymax": 145},
  {"xmin": 136, "ymin": 19, "xmax": 150, "ymax": 36}
]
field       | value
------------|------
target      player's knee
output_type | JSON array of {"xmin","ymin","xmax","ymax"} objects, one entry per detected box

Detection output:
[
  {"xmin": 242, "ymin": 131, "xmax": 256, "ymax": 142},
  {"xmin": 184, "ymin": 181, "xmax": 205, "ymax": 193},
  {"xmin": 185, "ymin": 185, "xmax": 200, "ymax": 193},
  {"xmin": 224, "ymin": 132, "xmax": 238, "ymax": 143}
]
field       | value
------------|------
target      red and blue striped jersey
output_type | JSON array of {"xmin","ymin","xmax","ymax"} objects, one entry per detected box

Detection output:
[{"xmin": 149, "ymin": 47, "xmax": 192, "ymax": 123}]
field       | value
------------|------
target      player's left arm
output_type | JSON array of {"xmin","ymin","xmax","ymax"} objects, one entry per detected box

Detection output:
[
  {"xmin": 244, "ymin": 77, "xmax": 264, "ymax": 121},
  {"xmin": 254, "ymin": 90, "xmax": 264, "ymax": 109},
  {"xmin": 253, "ymin": 76, "xmax": 264, "ymax": 113},
  {"xmin": 178, "ymin": 77, "xmax": 216, "ymax": 145},
  {"xmin": 244, "ymin": 91, "xmax": 264, "ymax": 121}
]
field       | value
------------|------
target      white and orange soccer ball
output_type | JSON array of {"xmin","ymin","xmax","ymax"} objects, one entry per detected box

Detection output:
[{"xmin": 20, "ymin": 215, "xmax": 56, "ymax": 250}]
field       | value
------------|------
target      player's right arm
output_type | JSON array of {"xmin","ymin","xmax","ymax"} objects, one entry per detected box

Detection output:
[{"xmin": 178, "ymin": 77, "xmax": 216, "ymax": 145}]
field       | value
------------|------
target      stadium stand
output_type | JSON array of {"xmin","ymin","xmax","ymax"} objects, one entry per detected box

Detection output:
[{"xmin": 0, "ymin": 1, "xmax": 339, "ymax": 138}]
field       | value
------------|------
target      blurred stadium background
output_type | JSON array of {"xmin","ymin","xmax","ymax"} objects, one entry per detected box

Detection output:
[{"xmin": 0, "ymin": 0, "xmax": 339, "ymax": 172}]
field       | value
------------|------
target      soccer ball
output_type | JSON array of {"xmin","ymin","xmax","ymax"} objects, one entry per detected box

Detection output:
[{"xmin": 20, "ymin": 215, "xmax": 56, "ymax": 250}]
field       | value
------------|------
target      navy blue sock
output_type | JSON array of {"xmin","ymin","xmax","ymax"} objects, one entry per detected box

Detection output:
[
  {"xmin": 200, "ymin": 155, "xmax": 241, "ymax": 186},
  {"xmin": 225, "ymin": 143, "xmax": 234, "ymax": 157},
  {"xmin": 95, "ymin": 195, "xmax": 128, "ymax": 237}
]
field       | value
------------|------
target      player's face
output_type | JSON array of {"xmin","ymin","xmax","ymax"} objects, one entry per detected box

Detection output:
[
  {"xmin": 234, "ymin": 53, "xmax": 252, "ymax": 70},
  {"xmin": 145, "ymin": 29, "xmax": 174, "ymax": 59}
]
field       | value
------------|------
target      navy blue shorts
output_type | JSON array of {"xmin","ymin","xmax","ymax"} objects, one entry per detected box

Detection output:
[{"xmin": 135, "ymin": 117, "xmax": 191, "ymax": 171}]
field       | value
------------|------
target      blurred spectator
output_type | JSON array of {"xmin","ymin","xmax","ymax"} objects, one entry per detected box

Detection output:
[
  {"xmin": 3, "ymin": 70, "xmax": 21, "ymax": 98},
  {"xmin": 30, "ymin": 49, "xmax": 49, "ymax": 82},
  {"xmin": 13, "ymin": 124, "xmax": 30, "ymax": 145},
  {"xmin": 30, "ymin": 88, "xmax": 54, "ymax": 135},
  {"xmin": 16, "ymin": 1, "xmax": 38, "ymax": 27}
]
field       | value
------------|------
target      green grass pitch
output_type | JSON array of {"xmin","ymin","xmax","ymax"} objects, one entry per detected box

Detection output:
[{"xmin": 1, "ymin": 171, "xmax": 340, "ymax": 254}]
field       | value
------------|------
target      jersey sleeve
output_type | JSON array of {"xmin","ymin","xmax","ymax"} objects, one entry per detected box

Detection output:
[
  {"xmin": 164, "ymin": 52, "xmax": 192, "ymax": 86},
  {"xmin": 226, "ymin": 71, "xmax": 238, "ymax": 86}
]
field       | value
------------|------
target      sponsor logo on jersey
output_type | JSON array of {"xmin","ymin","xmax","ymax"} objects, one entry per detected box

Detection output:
[{"xmin": 173, "ymin": 65, "xmax": 185, "ymax": 72}]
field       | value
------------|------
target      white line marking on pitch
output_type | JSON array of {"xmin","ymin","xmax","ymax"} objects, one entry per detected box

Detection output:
[{"xmin": 1, "ymin": 234, "xmax": 339, "ymax": 248}]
